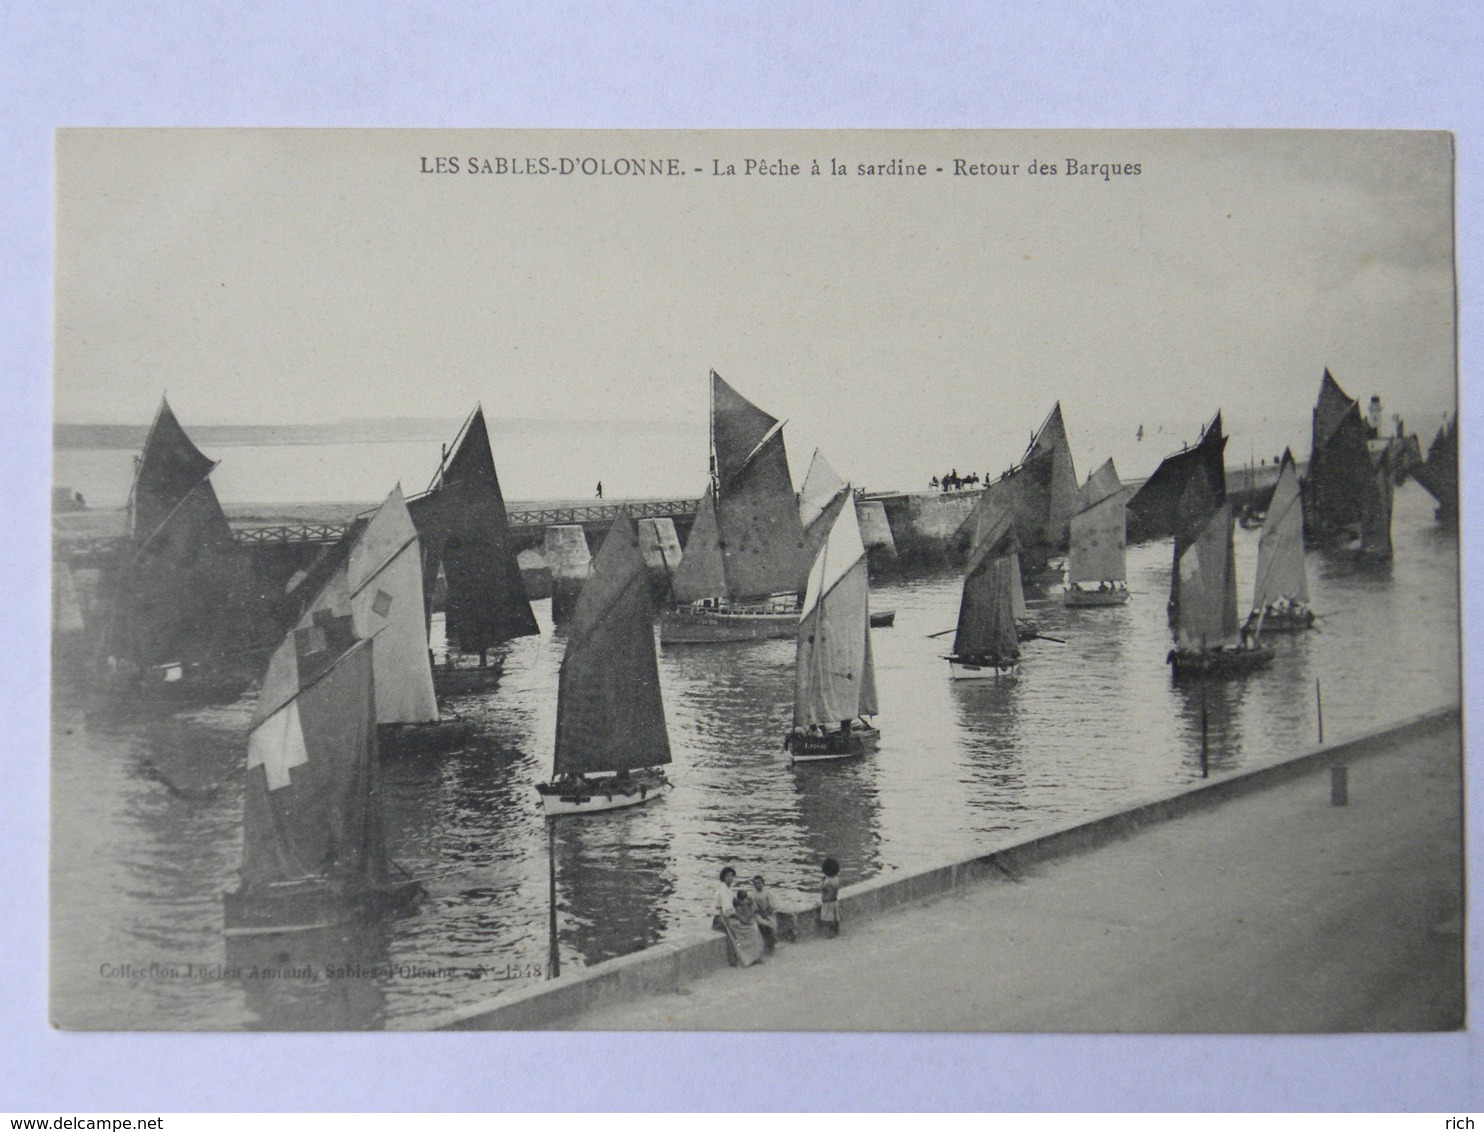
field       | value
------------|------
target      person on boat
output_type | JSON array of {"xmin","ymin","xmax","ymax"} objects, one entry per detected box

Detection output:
[
  {"xmin": 930, "ymin": 476, "xmax": 939, "ymax": 490},
  {"xmin": 819, "ymin": 857, "xmax": 842, "ymax": 938},
  {"xmin": 749, "ymin": 875, "xmax": 779, "ymax": 952}
]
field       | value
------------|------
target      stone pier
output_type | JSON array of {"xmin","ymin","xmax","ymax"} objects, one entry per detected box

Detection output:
[{"xmin": 543, "ymin": 525, "xmax": 592, "ymax": 623}]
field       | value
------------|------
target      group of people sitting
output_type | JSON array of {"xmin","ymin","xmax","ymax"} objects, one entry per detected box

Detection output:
[
  {"xmin": 712, "ymin": 868, "xmax": 781, "ymax": 967},
  {"xmin": 930, "ymin": 469, "xmax": 983, "ymax": 492},
  {"xmin": 711, "ymin": 859, "xmax": 843, "ymax": 968}
]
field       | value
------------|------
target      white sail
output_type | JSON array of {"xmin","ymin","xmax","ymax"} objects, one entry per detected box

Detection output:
[
  {"xmin": 795, "ymin": 492, "xmax": 875, "ymax": 727},
  {"xmin": 1068, "ymin": 461, "xmax": 1127, "ymax": 584},
  {"xmin": 799, "ymin": 449, "xmax": 847, "ymax": 530},
  {"xmin": 1252, "ymin": 458, "xmax": 1309, "ymax": 609},
  {"xmin": 302, "ymin": 487, "xmax": 438, "ymax": 725}
]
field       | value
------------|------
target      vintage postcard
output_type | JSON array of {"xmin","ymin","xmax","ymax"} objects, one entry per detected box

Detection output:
[{"xmin": 51, "ymin": 128, "xmax": 1461, "ymax": 1032}]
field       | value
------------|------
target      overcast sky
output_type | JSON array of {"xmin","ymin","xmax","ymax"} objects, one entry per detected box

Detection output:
[{"xmin": 55, "ymin": 129, "xmax": 1455, "ymax": 485}]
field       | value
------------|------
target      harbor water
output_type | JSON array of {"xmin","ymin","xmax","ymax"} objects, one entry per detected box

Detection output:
[{"xmin": 50, "ymin": 479, "xmax": 1458, "ymax": 1030}]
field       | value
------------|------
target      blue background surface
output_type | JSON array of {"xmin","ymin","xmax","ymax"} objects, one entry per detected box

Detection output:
[{"xmin": 3, "ymin": 0, "xmax": 1480, "ymax": 1111}]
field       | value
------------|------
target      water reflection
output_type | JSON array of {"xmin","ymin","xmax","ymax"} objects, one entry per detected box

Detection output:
[
  {"xmin": 228, "ymin": 922, "xmax": 392, "ymax": 1031},
  {"xmin": 50, "ymin": 482, "xmax": 1460, "ymax": 1029}
]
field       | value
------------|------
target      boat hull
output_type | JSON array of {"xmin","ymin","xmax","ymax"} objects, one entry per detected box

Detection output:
[
  {"xmin": 377, "ymin": 719, "xmax": 478, "ymax": 757},
  {"xmin": 658, "ymin": 606, "xmax": 797, "ymax": 643},
  {"xmin": 785, "ymin": 723, "xmax": 880, "ymax": 762},
  {"xmin": 947, "ymin": 658, "xmax": 1020, "ymax": 681},
  {"xmin": 1167, "ymin": 645, "xmax": 1275, "ymax": 680},
  {"xmin": 224, "ymin": 877, "xmax": 425, "ymax": 938},
  {"xmin": 1243, "ymin": 608, "xmax": 1316, "ymax": 634},
  {"xmin": 536, "ymin": 768, "xmax": 672, "ymax": 816},
  {"xmin": 869, "ymin": 610, "xmax": 896, "ymax": 628},
  {"xmin": 432, "ymin": 660, "xmax": 504, "ymax": 698},
  {"xmin": 1064, "ymin": 587, "xmax": 1130, "ymax": 607}
]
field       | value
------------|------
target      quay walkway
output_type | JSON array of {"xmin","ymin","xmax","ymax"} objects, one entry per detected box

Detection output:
[{"xmin": 439, "ymin": 708, "xmax": 1463, "ymax": 1033}]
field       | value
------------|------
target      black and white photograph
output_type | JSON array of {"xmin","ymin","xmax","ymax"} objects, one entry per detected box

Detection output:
[{"xmin": 49, "ymin": 127, "xmax": 1461, "ymax": 1036}]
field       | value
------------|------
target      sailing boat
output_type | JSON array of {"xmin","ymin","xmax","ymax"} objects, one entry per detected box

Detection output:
[
  {"xmin": 98, "ymin": 397, "xmax": 258, "ymax": 700},
  {"xmin": 660, "ymin": 371, "xmax": 810, "ymax": 644},
  {"xmin": 1166, "ymin": 502, "xmax": 1274, "ymax": 680},
  {"xmin": 296, "ymin": 487, "xmax": 472, "ymax": 753},
  {"xmin": 225, "ymin": 612, "xmax": 423, "ymax": 936},
  {"xmin": 1126, "ymin": 411, "xmax": 1227, "ymax": 544},
  {"xmin": 537, "ymin": 514, "xmax": 673, "ymax": 815},
  {"xmin": 407, "ymin": 406, "xmax": 538, "ymax": 694},
  {"xmin": 1244, "ymin": 452, "xmax": 1315, "ymax": 633},
  {"xmin": 1411, "ymin": 415, "xmax": 1458, "ymax": 524},
  {"xmin": 798, "ymin": 448, "xmax": 896, "ymax": 628},
  {"xmin": 1064, "ymin": 459, "xmax": 1130, "ymax": 607},
  {"xmin": 785, "ymin": 486, "xmax": 880, "ymax": 761},
  {"xmin": 962, "ymin": 402, "xmax": 1078, "ymax": 585},
  {"xmin": 1303, "ymin": 370, "xmax": 1393, "ymax": 557},
  {"xmin": 946, "ymin": 504, "xmax": 1022, "ymax": 680}
]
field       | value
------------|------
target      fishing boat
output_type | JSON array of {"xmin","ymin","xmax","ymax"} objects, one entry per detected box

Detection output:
[
  {"xmin": 1303, "ymin": 370, "xmax": 1393, "ymax": 557},
  {"xmin": 1166, "ymin": 502, "xmax": 1274, "ymax": 680},
  {"xmin": 946, "ymin": 505, "xmax": 1022, "ymax": 680},
  {"xmin": 1064, "ymin": 459, "xmax": 1130, "ymax": 607},
  {"xmin": 296, "ymin": 487, "xmax": 473, "ymax": 755},
  {"xmin": 660, "ymin": 371, "xmax": 811, "ymax": 644},
  {"xmin": 1411, "ymin": 415, "xmax": 1458, "ymax": 524},
  {"xmin": 225, "ymin": 614, "xmax": 424, "ymax": 936},
  {"xmin": 96, "ymin": 398, "xmax": 261, "ymax": 701},
  {"xmin": 961, "ymin": 402, "xmax": 1079, "ymax": 579},
  {"xmin": 1244, "ymin": 451, "xmax": 1315, "ymax": 633},
  {"xmin": 785, "ymin": 486, "xmax": 880, "ymax": 761},
  {"xmin": 1126, "ymin": 411, "xmax": 1227, "ymax": 544},
  {"xmin": 799, "ymin": 448, "xmax": 897, "ymax": 630},
  {"xmin": 537, "ymin": 515, "xmax": 673, "ymax": 815},
  {"xmin": 407, "ymin": 406, "xmax": 538, "ymax": 694}
]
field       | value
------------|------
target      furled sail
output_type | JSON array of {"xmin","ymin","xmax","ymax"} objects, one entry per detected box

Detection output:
[
  {"xmin": 708, "ymin": 371, "xmax": 810, "ymax": 600},
  {"xmin": 407, "ymin": 406, "xmax": 537, "ymax": 651},
  {"xmin": 670, "ymin": 488, "xmax": 727, "ymax": 603},
  {"xmin": 1068, "ymin": 459, "xmax": 1127, "ymax": 584},
  {"xmin": 241, "ymin": 619, "xmax": 385, "ymax": 891},
  {"xmin": 1251, "ymin": 453, "xmax": 1308, "ymax": 610},
  {"xmin": 554, "ymin": 515, "xmax": 672, "ymax": 777},
  {"xmin": 952, "ymin": 504, "xmax": 1021, "ymax": 662},
  {"xmin": 1175, "ymin": 502, "xmax": 1241, "ymax": 652},
  {"xmin": 795, "ymin": 490, "xmax": 877, "ymax": 728},
  {"xmin": 798, "ymin": 449, "xmax": 853, "ymax": 568},
  {"xmin": 103, "ymin": 398, "xmax": 247, "ymax": 670},
  {"xmin": 300, "ymin": 487, "xmax": 438, "ymax": 725}
]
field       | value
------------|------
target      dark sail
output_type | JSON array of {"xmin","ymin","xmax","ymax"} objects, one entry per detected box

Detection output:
[
  {"xmin": 709, "ymin": 372, "xmax": 810, "ymax": 599},
  {"xmin": 554, "ymin": 515, "xmax": 672, "ymax": 777},
  {"xmin": 1126, "ymin": 412, "xmax": 1227, "ymax": 544},
  {"xmin": 103, "ymin": 398, "xmax": 248, "ymax": 670},
  {"xmin": 671, "ymin": 488, "xmax": 727, "ymax": 603},
  {"xmin": 407, "ymin": 407, "xmax": 537, "ymax": 650},
  {"xmin": 241, "ymin": 623, "xmax": 385, "ymax": 891},
  {"xmin": 1174, "ymin": 502, "xmax": 1241, "ymax": 651},
  {"xmin": 1304, "ymin": 370, "xmax": 1389, "ymax": 551},
  {"xmin": 1169, "ymin": 466, "xmax": 1219, "ymax": 622},
  {"xmin": 952, "ymin": 504, "xmax": 1020, "ymax": 662},
  {"xmin": 1026, "ymin": 402, "xmax": 1079, "ymax": 549},
  {"xmin": 1410, "ymin": 417, "xmax": 1458, "ymax": 520}
]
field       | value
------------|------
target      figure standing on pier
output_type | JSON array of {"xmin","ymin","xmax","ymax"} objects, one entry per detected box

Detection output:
[{"xmin": 595, "ymin": 481, "xmax": 603, "ymax": 499}]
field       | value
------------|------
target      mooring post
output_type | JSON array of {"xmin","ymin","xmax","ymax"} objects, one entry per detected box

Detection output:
[
  {"xmin": 546, "ymin": 816, "xmax": 561, "ymax": 979},
  {"xmin": 1316, "ymin": 677, "xmax": 1324, "ymax": 744},
  {"xmin": 1200, "ymin": 683, "xmax": 1210, "ymax": 778}
]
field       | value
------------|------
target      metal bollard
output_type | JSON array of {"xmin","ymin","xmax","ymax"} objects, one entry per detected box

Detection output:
[{"xmin": 1330, "ymin": 764, "xmax": 1349, "ymax": 807}]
